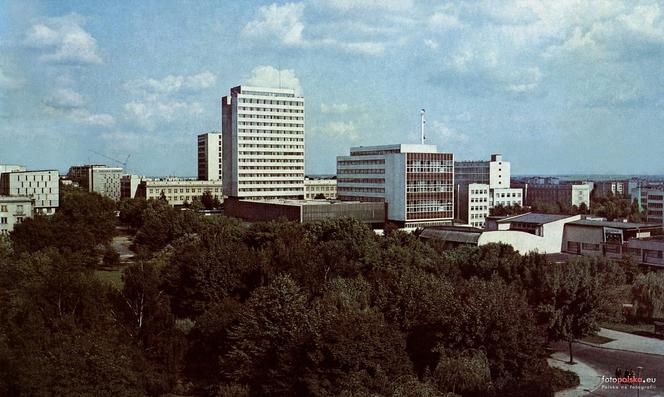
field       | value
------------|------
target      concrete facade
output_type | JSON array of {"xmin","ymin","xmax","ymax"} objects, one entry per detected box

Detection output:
[
  {"xmin": 336, "ymin": 144, "xmax": 454, "ymax": 227},
  {"xmin": 516, "ymin": 182, "xmax": 591, "ymax": 208},
  {"xmin": 222, "ymin": 86, "xmax": 305, "ymax": 199},
  {"xmin": 640, "ymin": 188, "xmax": 664, "ymax": 226},
  {"xmin": 224, "ymin": 197, "xmax": 385, "ymax": 226},
  {"xmin": 137, "ymin": 178, "xmax": 222, "ymax": 206},
  {"xmin": 481, "ymin": 213, "xmax": 582, "ymax": 253},
  {"xmin": 0, "ymin": 196, "xmax": 33, "ymax": 234},
  {"xmin": 67, "ymin": 164, "xmax": 122, "ymax": 201},
  {"xmin": 0, "ymin": 169, "xmax": 59, "ymax": 215},
  {"xmin": 120, "ymin": 174, "xmax": 142, "ymax": 199},
  {"xmin": 304, "ymin": 176, "xmax": 337, "ymax": 200},
  {"xmin": 198, "ymin": 132, "xmax": 223, "ymax": 181},
  {"xmin": 454, "ymin": 154, "xmax": 523, "ymax": 227}
]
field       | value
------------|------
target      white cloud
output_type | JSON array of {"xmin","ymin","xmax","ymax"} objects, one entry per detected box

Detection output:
[
  {"xmin": 318, "ymin": 0, "xmax": 414, "ymax": 12},
  {"xmin": 124, "ymin": 71, "xmax": 218, "ymax": 95},
  {"xmin": 506, "ymin": 67, "xmax": 543, "ymax": 93},
  {"xmin": 243, "ymin": 2, "xmax": 305, "ymax": 45},
  {"xmin": 124, "ymin": 100, "xmax": 203, "ymax": 130},
  {"xmin": 324, "ymin": 121, "xmax": 359, "ymax": 140},
  {"xmin": 242, "ymin": 2, "xmax": 386, "ymax": 55},
  {"xmin": 24, "ymin": 14, "xmax": 102, "ymax": 64},
  {"xmin": 45, "ymin": 88, "xmax": 85, "ymax": 108},
  {"xmin": 424, "ymin": 39, "xmax": 439, "ymax": 50},
  {"xmin": 246, "ymin": 65, "xmax": 302, "ymax": 95},
  {"xmin": 0, "ymin": 67, "xmax": 23, "ymax": 89},
  {"xmin": 320, "ymin": 103, "xmax": 349, "ymax": 113},
  {"xmin": 42, "ymin": 87, "xmax": 114, "ymax": 126},
  {"xmin": 429, "ymin": 121, "xmax": 468, "ymax": 143},
  {"xmin": 68, "ymin": 109, "xmax": 115, "ymax": 126},
  {"xmin": 429, "ymin": 10, "xmax": 465, "ymax": 30}
]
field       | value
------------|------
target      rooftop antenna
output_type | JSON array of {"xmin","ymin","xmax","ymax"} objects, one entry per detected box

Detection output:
[{"xmin": 420, "ymin": 109, "xmax": 426, "ymax": 144}]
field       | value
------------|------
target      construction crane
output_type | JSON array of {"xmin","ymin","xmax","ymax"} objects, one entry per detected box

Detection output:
[{"xmin": 89, "ymin": 150, "xmax": 131, "ymax": 171}]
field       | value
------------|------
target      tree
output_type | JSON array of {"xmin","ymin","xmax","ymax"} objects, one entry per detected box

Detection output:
[
  {"xmin": 201, "ymin": 190, "xmax": 222, "ymax": 210},
  {"xmin": 536, "ymin": 261, "xmax": 601, "ymax": 364},
  {"xmin": 433, "ymin": 349, "xmax": 492, "ymax": 396},
  {"xmin": 222, "ymin": 275, "xmax": 319, "ymax": 395},
  {"xmin": 11, "ymin": 188, "xmax": 116, "ymax": 254},
  {"xmin": 313, "ymin": 193, "xmax": 326, "ymax": 199},
  {"xmin": 118, "ymin": 198, "xmax": 149, "ymax": 229},
  {"xmin": 632, "ymin": 272, "xmax": 664, "ymax": 320}
]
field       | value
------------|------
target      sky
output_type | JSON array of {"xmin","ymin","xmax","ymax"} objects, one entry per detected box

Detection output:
[{"xmin": 0, "ymin": 0, "xmax": 663, "ymax": 176}]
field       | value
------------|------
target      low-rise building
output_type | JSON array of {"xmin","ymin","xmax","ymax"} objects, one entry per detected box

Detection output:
[
  {"xmin": 136, "ymin": 178, "xmax": 222, "ymax": 206},
  {"xmin": 0, "ymin": 196, "xmax": 33, "ymax": 234},
  {"xmin": 562, "ymin": 219, "xmax": 661, "ymax": 257},
  {"xmin": 0, "ymin": 169, "xmax": 59, "ymax": 215},
  {"xmin": 224, "ymin": 197, "xmax": 385, "ymax": 226},
  {"xmin": 515, "ymin": 182, "xmax": 591, "ymax": 208},
  {"xmin": 304, "ymin": 176, "xmax": 337, "ymax": 200}
]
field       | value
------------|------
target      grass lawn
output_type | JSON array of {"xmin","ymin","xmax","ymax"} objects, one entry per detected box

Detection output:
[
  {"xmin": 95, "ymin": 266, "xmax": 126, "ymax": 289},
  {"xmin": 551, "ymin": 367, "xmax": 580, "ymax": 392},
  {"xmin": 600, "ymin": 321, "xmax": 661, "ymax": 339},
  {"xmin": 582, "ymin": 334, "xmax": 615, "ymax": 344}
]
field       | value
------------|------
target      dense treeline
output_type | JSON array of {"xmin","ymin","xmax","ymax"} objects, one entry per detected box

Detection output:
[{"xmin": 0, "ymin": 193, "xmax": 630, "ymax": 396}]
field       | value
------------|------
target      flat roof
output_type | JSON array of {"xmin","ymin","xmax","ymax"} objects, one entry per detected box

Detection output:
[
  {"xmin": 349, "ymin": 143, "xmax": 440, "ymax": 154},
  {"xmin": 0, "ymin": 195, "xmax": 33, "ymax": 202},
  {"xmin": 240, "ymin": 198, "xmax": 380, "ymax": 207},
  {"xmin": 419, "ymin": 227, "xmax": 482, "ymax": 244},
  {"xmin": 626, "ymin": 238, "xmax": 664, "ymax": 250},
  {"xmin": 569, "ymin": 219, "xmax": 660, "ymax": 230},
  {"xmin": 497, "ymin": 212, "xmax": 574, "ymax": 225}
]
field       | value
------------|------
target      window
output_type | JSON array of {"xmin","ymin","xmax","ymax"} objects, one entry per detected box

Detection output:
[
  {"xmin": 0, "ymin": 205, "xmax": 6, "ymax": 212},
  {"xmin": 0, "ymin": 217, "xmax": 6, "ymax": 224}
]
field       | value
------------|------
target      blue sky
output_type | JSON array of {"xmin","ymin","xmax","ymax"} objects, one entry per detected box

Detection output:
[{"xmin": 1, "ymin": 0, "xmax": 663, "ymax": 176}]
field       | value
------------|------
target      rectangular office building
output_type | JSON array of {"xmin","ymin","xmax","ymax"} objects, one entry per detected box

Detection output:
[{"xmin": 337, "ymin": 144, "xmax": 454, "ymax": 227}]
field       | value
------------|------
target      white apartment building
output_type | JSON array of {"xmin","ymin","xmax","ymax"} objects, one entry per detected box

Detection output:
[
  {"xmin": 222, "ymin": 86, "xmax": 305, "ymax": 200},
  {"xmin": 0, "ymin": 170, "xmax": 59, "ymax": 215},
  {"xmin": 455, "ymin": 154, "xmax": 522, "ymax": 228},
  {"xmin": 198, "ymin": 132, "xmax": 223, "ymax": 181},
  {"xmin": 304, "ymin": 177, "xmax": 337, "ymax": 200},
  {"xmin": 467, "ymin": 184, "xmax": 490, "ymax": 228},
  {"xmin": 137, "ymin": 178, "xmax": 222, "ymax": 207},
  {"xmin": 336, "ymin": 144, "xmax": 454, "ymax": 227},
  {"xmin": 0, "ymin": 196, "xmax": 33, "ymax": 234}
]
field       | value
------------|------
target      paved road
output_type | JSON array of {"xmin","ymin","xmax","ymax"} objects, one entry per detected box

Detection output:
[{"xmin": 554, "ymin": 341, "xmax": 664, "ymax": 396}]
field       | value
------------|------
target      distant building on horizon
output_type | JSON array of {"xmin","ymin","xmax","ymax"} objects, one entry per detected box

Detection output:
[
  {"xmin": 198, "ymin": 132, "xmax": 223, "ymax": 181},
  {"xmin": 67, "ymin": 164, "xmax": 122, "ymax": 201},
  {"xmin": 513, "ymin": 181, "xmax": 591, "ymax": 209},
  {"xmin": 222, "ymin": 85, "xmax": 305, "ymax": 200},
  {"xmin": 336, "ymin": 144, "xmax": 454, "ymax": 228}
]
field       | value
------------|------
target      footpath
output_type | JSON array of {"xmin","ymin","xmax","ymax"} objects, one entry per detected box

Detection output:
[
  {"xmin": 580, "ymin": 328, "xmax": 664, "ymax": 356},
  {"xmin": 548, "ymin": 352, "xmax": 602, "ymax": 397}
]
